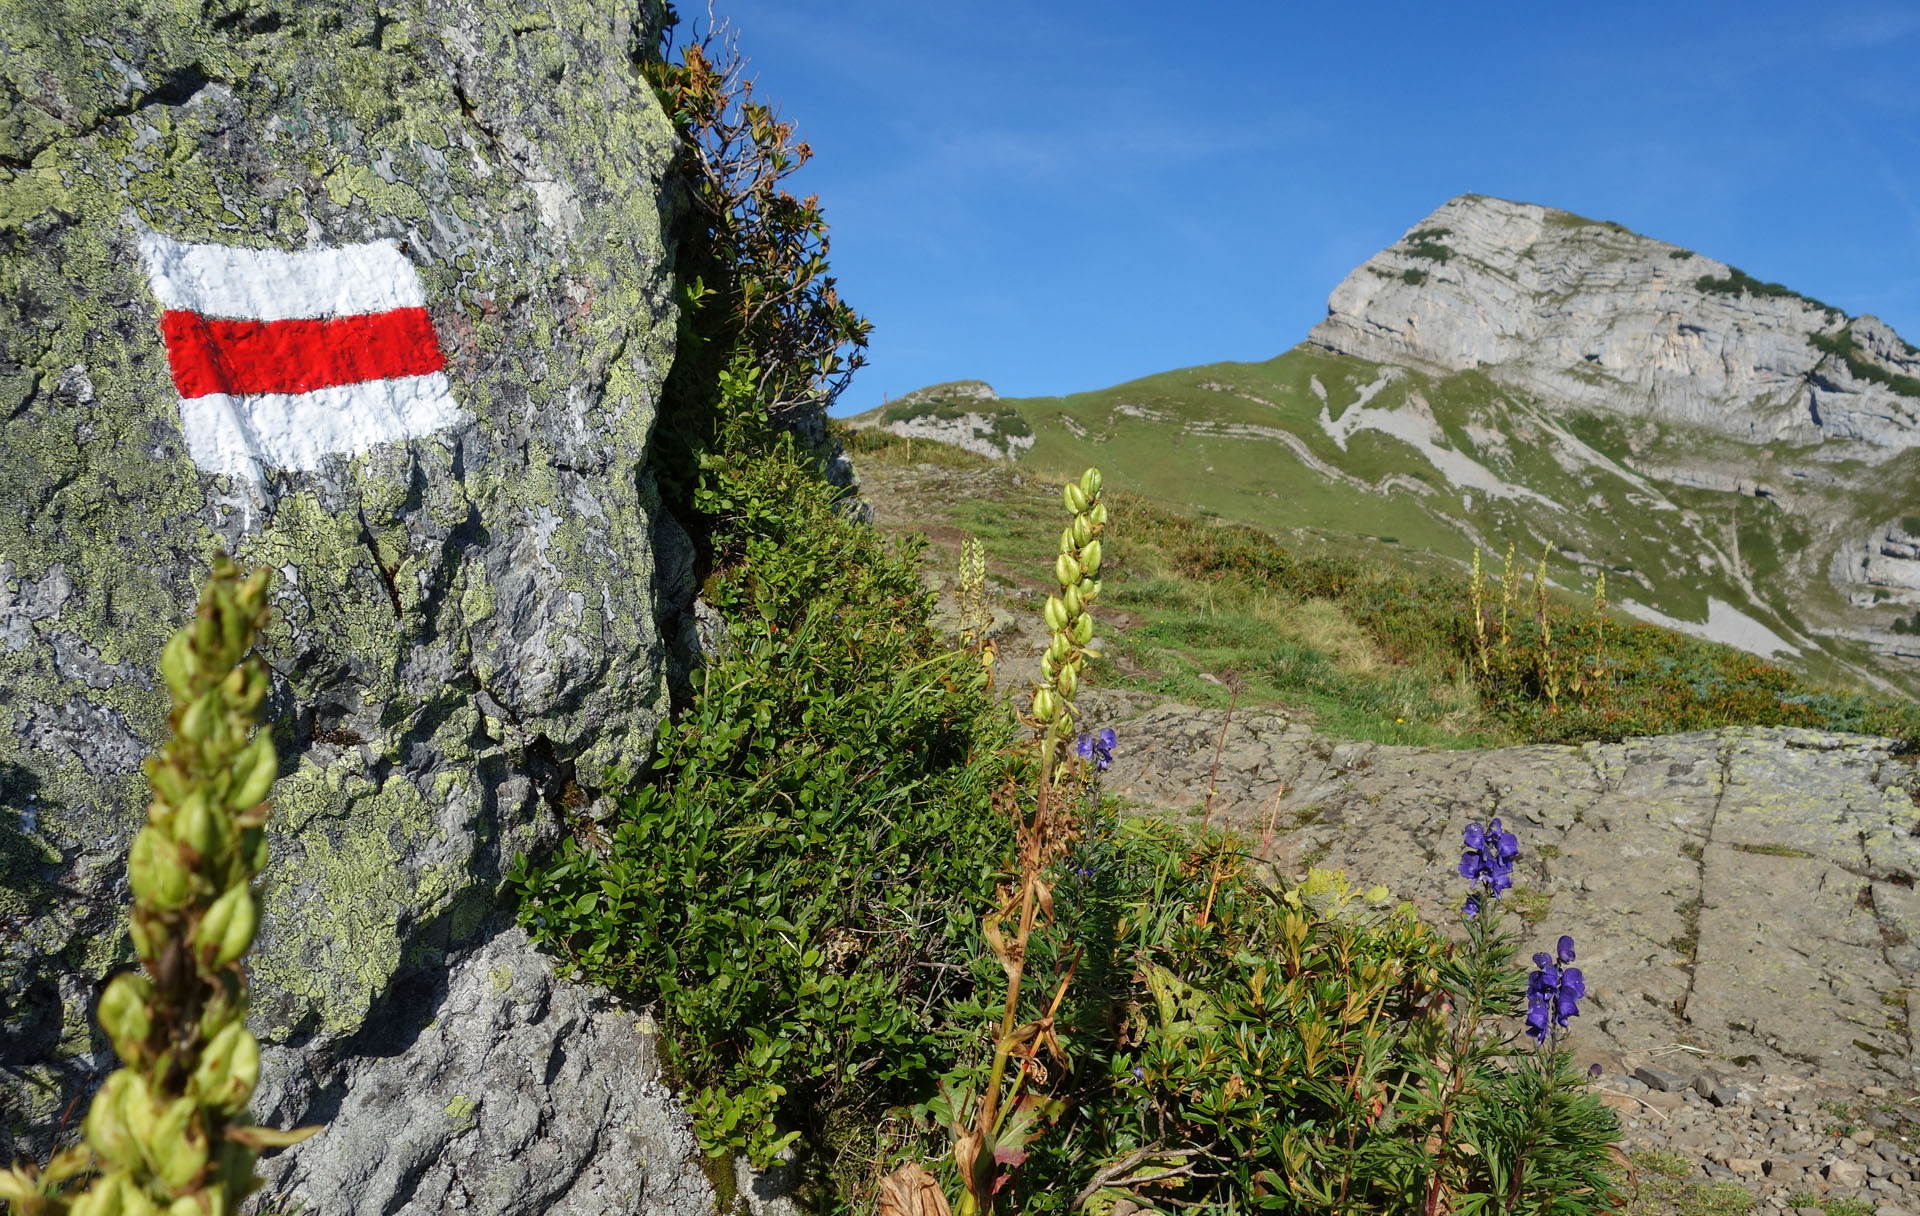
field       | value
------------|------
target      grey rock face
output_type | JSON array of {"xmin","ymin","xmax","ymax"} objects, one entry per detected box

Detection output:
[
  {"xmin": 1307, "ymin": 194, "xmax": 1920, "ymax": 449},
  {"xmin": 250, "ymin": 927, "xmax": 718, "ymax": 1216},
  {"xmin": 1, "ymin": 0, "xmax": 689, "ymax": 1165},
  {"xmin": 1086, "ymin": 694, "xmax": 1920, "ymax": 1093},
  {"xmin": 844, "ymin": 381, "xmax": 1034, "ymax": 461}
]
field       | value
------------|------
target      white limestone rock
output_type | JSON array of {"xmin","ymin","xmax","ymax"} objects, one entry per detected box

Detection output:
[{"xmin": 1308, "ymin": 194, "xmax": 1920, "ymax": 448}]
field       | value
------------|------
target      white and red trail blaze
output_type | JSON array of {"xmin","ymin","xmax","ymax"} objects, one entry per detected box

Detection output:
[{"xmin": 139, "ymin": 229, "xmax": 462, "ymax": 483}]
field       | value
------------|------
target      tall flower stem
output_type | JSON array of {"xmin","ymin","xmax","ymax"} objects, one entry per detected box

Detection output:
[{"xmin": 946, "ymin": 468, "xmax": 1110, "ymax": 1216}]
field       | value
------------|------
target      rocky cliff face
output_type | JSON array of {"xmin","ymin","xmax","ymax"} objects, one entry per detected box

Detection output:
[
  {"xmin": 1308, "ymin": 194, "xmax": 1920, "ymax": 449},
  {"xmin": 0, "ymin": 0, "xmax": 703, "ymax": 1195}
]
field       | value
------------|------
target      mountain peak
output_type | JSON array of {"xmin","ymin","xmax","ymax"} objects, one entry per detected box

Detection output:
[{"xmin": 1308, "ymin": 195, "xmax": 1920, "ymax": 447}]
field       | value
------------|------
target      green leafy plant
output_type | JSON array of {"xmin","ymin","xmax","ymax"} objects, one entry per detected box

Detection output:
[
  {"xmin": 1809, "ymin": 325, "xmax": 1920, "ymax": 399},
  {"xmin": 1695, "ymin": 267, "xmax": 1837, "ymax": 315},
  {"xmin": 975, "ymin": 816, "xmax": 1624, "ymax": 1215},
  {"xmin": 512, "ymin": 430, "xmax": 1018, "ymax": 1171},
  {"xmin": 0, "ymin": 557, "xmax": 313, "ymax": 1216}
]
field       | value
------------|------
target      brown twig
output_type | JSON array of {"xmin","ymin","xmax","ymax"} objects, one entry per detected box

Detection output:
[
  {"xmin": 1198, "ymin": 673, "xmax": 1241, "ymax": 830},
  {"xmin": 1014, "ymin": 947, "xmax": 1083, "ymax": 1085},
  {"xmin": 1255, "ymin": 783, "xmax": 1288, "ymax": 860},
  {"xmin": 1069, "ymin": 1144, "xmax": 1218, "ymax": 1211}
]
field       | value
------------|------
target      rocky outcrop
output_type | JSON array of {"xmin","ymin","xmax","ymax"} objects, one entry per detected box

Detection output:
[
  {"xmin": 1084, "ymin": 693, "xmax": 1920, "ymax": 1094},
  {"xmin": 845, "ymin": 381, "xmax": 1036, "ymax": 461},
  {"xmin": 250, "ymin": 928, "xmax": 718, "ymax": 1216},
  {"xmin": 1834, "ymin": 520, "xmax": 1920, "ymax": 607},
  {"xmin": 1308, "ymin": 194, "xmax": 1920, "ymax": 449},
  {"xmin": 0, "ymin": 0, "xmax": 691, "ymax": 1177},
  {"xmin": 893, "ymin": 380, "xmax": 1000, "ymax": 408}
]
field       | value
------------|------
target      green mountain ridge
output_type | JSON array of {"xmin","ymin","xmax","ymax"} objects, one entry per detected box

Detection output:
[{"xmin": 847, "ymin": 196, "xmax": 1920, "ymax": 701}]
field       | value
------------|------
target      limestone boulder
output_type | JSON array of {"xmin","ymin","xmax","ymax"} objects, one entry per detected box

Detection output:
[{"xmin": 0, "ymin": 0, "xmax": 690, "ymax": 1165}]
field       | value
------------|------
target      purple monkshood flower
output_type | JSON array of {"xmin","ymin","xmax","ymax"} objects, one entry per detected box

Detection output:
[
  {"xmin": 1458, "ymin": 817, "xmax": 1519, "ymax": 918},
  {"xmin": 1525, "ymin": 934, "xmax": 1585, "ymax": 1044},
  {"xmin": 1076, "ymin": 727, "xmax": 1117, "ymax": 773}
]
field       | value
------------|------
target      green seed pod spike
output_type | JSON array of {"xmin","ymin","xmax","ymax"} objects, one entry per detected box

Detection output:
[
  {"xmin": 1061, "ymin": 584, "xmax": 1083, "ymax": 619},
  {"xmin": 1080, "ymin": 538, "xmax": 1102, "ymax": 576},
  {"xmin": 1063, "ymin": 481, "xmax": 1087, "ymax": 514},
  {"xmin": 1080, "ymin": 467, "xmax": 1102, "ymax": 497},
  {"xmin": 1073, "ymin": 613, "xmax": 1094, "ymax": 646},
  {"xmin": 1054, "ymin": 553, "xmax": 1081, "ymax": 588},
  {"xmin": 1032, "ymin": 688, "xmax": 1059, "ymax": 723},
  {"xmin": 98, "ymin": 974, "xmax": 156, "ymax": 1065},
  {"xmin": 1072, "ymin": 515, "xmax": 1093, "ymax": 546},
  {"xmin": 54, "ymin": 555, "xmax": 317, "ymax": 1216},
  {"xmin": 1043, "ymin": 595, "xmax": 1069, "ymax": 632}
]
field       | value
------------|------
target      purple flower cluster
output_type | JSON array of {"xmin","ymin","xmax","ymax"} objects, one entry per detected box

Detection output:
[
  {"xmin": 1526, "ymin": 935, "xmax": 1586, "ymax": 1045},
  {"xmin": 1457, "ymin": 818, "xmax": 1517, "ymax": 919},
  {"xmin": 1076, "ymin": 727, "xmax": 1117, "ymax": 772}
]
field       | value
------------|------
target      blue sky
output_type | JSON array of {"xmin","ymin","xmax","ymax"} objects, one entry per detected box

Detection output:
[{"xmin": 692, "ymin": 2, "xmax": 1920, "ymax": 418}]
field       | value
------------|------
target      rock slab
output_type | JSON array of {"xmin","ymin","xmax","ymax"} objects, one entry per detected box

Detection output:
[{"xmin": 1082, "ymin": 693, "xmax": 1920, "ymax": 1095}]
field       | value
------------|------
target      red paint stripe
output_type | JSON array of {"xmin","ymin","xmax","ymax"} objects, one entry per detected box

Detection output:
[{"xmin": 159, "ymin": 308, "xmax": 445, "ymax": 398}]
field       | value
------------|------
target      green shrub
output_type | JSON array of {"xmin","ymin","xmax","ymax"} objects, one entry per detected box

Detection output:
[
  {"xmin": 1402, "ymin": 268, "xmax": 1429, "ymax": 286},
  {"xmin": 1122, "ymin": 495, "xmax": 1920, "ymax": 748},
  {"xmin": 1695, "ymin": 267, "xmax": 1836, "ymax": 315},
  {"xmin": 512, "ymin": 433, "xmax": 1018, "ymax": 1169},
  {"xmin": 882, "ymin": 399, "xmax": 966, "ymax": 425}
]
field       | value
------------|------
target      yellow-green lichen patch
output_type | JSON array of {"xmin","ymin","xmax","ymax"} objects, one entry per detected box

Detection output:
[
  {"xmin": 444, "ymin": 1094, "xmax": 479, "ymax": 1130},
  {"xmin": 251, "ymin": 760, "xmax": 468, "ymax": 1036}
]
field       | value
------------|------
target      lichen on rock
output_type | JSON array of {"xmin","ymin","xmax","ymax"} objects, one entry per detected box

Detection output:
[{"xmin": 0, "ymin": 0, "xmax": 692, "ymax": 1177}]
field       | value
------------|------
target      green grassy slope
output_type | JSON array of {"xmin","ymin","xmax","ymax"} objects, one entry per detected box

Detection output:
[{"xmin": 852, "ymin": 345, "xmax": 1920, "ymax": 701}]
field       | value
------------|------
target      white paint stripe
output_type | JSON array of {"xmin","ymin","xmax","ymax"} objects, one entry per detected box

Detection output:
[
  {"xmin": 178, "ymin": 372, "xmax": 462, "ymax": 483},
  {"xmin": 139, "ymin": 229, "xmax": 427, "ymax": 320}
]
